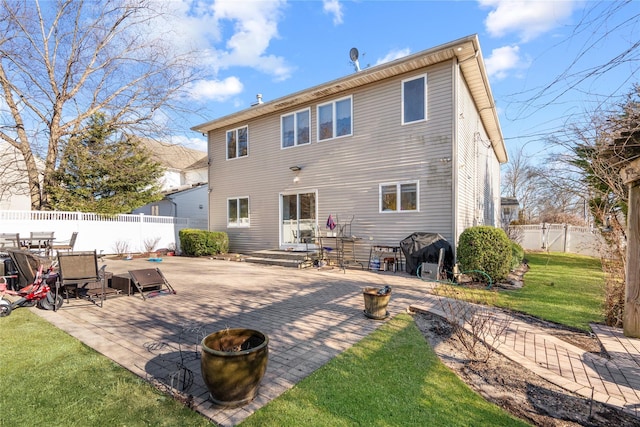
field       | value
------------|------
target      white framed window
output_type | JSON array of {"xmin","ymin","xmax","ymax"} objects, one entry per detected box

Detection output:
[
  {"xmin": 281, "ymin": 108, "xmax": 310, "ymax": 148},
  {"xmin": 228, "ymin": 197, "xmax": 249, "ymax": 227},
  {"xmin": 379, "ymin": 181, "xmax": 419, "ymax": 212},
  {"xmin": 402, "ymin": 74, "xmax": 427, "ymax": 124},
  {"xmin": 226, "ymin": 126, "xmax": 248, "ymax": 159},
  {"xmin": 317, "ymin": 96, "xmax": 352, "ymax": 141}
]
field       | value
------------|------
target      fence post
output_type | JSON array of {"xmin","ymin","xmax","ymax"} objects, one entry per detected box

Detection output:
[{"xmin": 621, "ymin": 158, "xmax": 640, "ymax": 338}]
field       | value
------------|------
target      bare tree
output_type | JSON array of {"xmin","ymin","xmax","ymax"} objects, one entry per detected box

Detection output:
[
  {"xmin": 0, "ymin": 0, "xmax": 197, "ymax": 209},
  {"xmin": 501, "ymin": 146, "xmax": 545, "ymax": 223}
]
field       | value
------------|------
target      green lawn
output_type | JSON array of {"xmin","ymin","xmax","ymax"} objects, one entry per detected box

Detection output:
[
  {"xmin": 436, "ymin": 252, "xmax": 605, "ymax": 331},
  {"xmin": 497, "ymin": 252, "xmax": 606, "ymax": 330},
  {"xmin": 240, "ymin": 313, "xmax": 528, "ymax": 427},
  {"xmin": 0, "ymin": 309, "xmax": 210, "ymax": 427},
  {"xmin": 1, "ymin": 251, "xmax": 604, "ymax": 426}
]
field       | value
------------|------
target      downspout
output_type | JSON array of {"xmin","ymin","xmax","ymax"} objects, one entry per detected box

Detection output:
[
  {"xmin": 168, "ymin": 197, "xmax": 178, "ymax": 217},
  {"xmin": 452, "ymin": 57, "xmax": 459, "ymax": 260}
]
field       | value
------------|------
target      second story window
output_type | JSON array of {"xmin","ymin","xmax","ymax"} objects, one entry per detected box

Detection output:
[
  {"xmin": 402, "ymin": 75, "xmax": 427, "ymax": 124},
  {"xmin": 227, "ymin": 126, "xmax": 248, "ymax": 159},
  {"xmin": 318, "ymin": 96, "xmax": 352, "ymax": 141},
  {"xmin": 281, "ymin": 109, "xmax": 310, "ymax": 148}
]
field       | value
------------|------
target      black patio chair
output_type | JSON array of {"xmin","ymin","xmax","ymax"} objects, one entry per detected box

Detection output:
[
  {"xmin": 6, "ymin": 248, "xmax": 51, "ymax": 289},
  {"xmin": 128, "ymin": 268, "xmax": 176, "ymax": 301},
  {"xmin": 56, "ymin": 250, "xmax": 107, "ymax": 308}
]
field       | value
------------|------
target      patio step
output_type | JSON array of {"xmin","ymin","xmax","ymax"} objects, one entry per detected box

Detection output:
[{"xmin": 244, "ymin": 250, "xmax": 318, "ymax": 269}]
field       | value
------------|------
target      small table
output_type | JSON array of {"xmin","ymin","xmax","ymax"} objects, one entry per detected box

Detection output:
[
  {"xmin": 111, "ymin": 273, "xmax": 134, "ymax": 296},
  {"xmin": 21, "ymin": 237, "xmax": 55, "ymax": 257}
]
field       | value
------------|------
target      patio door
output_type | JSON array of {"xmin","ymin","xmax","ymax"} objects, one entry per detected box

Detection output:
[{"xmin": 280, "ymin": 191, "xmax": 317, "ymax": 250}]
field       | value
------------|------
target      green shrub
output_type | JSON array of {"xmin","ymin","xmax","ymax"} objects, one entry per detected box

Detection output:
[
  {"xmin": 457, "ymin": 226, "xmax": 511, "ymax": 282},
  {"xmin": 179, "ymin": 229, "xmax": 229, "ymax": 256},
  {"xmin": 510, "ymin": 242, "xmax": 524, "ymax": 270}
]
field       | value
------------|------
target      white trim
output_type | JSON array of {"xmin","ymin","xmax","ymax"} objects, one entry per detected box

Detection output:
[
  {"xmin": 278, "ymin": 189, "xmax": 318, "ymax": 250},
  {"xmin": 281, "ymin": 108, "xmax": 311, "ymax": 149},
  {"xmin": 401, "ymin": 74, "xmax": 428, "ymax": 125},
  {"xmin": 225, "ymin": 125, "xmax": 249, "ymax": 160},
  {"xmin": 316, "ymin": 95, "xmax": 353, "ymax": 141},
  {"xmin": 226, "ymin": 196, "xmax": 250, "ymax": 228},
  {"xmin": 378, "ymin": 181, "xmax": 420, "ymax": 213}
]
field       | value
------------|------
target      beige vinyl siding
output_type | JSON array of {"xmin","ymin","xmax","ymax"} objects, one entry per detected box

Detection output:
[
  {"xmin": 455, "ymin": 64, "xmax": 501, "ymax": 244},
  {"xmin": 208, "ymin": 62, "xmax": 456, "ymax": 259},
  {"xmin": 457, "ymin": 70, "xmax": 479, "ymax": 239}
]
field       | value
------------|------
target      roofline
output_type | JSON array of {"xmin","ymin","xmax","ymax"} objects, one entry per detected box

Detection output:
[{"xmin": 192, "ymin": 34, "xmax": 506, "ymax": 163}]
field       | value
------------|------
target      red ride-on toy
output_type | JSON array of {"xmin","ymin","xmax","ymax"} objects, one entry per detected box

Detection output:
[{"xmin": 0, "ymin": 264, "xmax": 62, "ymax": 317}]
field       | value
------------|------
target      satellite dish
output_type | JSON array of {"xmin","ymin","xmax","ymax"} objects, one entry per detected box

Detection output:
[
  {"xmin": 349, "ymin": 47, "xmax": 359, "ymax": 61},
  {"xmin": 349, "ymin": 47, "xmax": 361, "ymax": 72}
]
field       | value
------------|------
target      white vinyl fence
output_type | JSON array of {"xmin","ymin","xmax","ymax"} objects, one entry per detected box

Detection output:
[
  {"xmin": 510, "ymin": 223, "xmax": 605, "ymax": 257},
  {"xmin": 0, "ymin": 210, "xmax": 208, "ymax": 255}
]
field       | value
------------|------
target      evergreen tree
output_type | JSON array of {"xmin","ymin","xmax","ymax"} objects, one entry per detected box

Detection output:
[{"xmin": 50, "ymin": 113, "xmax": 164, "ymax": 214}]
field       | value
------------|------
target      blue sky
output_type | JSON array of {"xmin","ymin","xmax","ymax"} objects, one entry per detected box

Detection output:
[{"xmin": 167, "ymin": 0, "xmax": 639, "ymax": 162}]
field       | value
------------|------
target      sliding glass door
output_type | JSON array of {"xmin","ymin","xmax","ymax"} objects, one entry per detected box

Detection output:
[{"xmin": 281, "ymin": 192, "xmax": 316, "ymax": 249}]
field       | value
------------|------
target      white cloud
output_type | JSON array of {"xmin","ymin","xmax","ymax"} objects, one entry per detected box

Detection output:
[
  {"xmin": 208, "ymin": 0, "xmax": 293, "ymax": 80},
  {"xmin": 485, "ymin": 45, "xmax": 520, "ymax": 80},
  {"xmin": 323, "ymin": 0, "xmax": 344, "ymax": 25},
  {"xmin": 152, "ymin": 1, "xmax": 292, "ymax": 81},
  {"xmin": 479, "ymin": 0, "xmax": 577, "ymax": 42},
  {"xmin": 375, "ymin": 48, "xmax": 411, "ymax": 66},
  {"xmin": 484, "ymin": 45, "xmax": 528, "ymax": 80},
  {"xmin": 187, "ymin": 77, "xmax": 244, "ymax": 102}
]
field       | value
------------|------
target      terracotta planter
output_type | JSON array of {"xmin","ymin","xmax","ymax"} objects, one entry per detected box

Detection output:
[
  {"xmin": 200, "ymin": 328, "xmax": 269, "ymax": 407},
  {"xmin": 363, "ymin": 287, "xmax": 391, "ymax": 320}
]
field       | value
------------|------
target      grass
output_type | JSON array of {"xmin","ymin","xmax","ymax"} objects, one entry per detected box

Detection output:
[
  {"xmin": 498, "ymin": 252, "xmax": 605, "ymax": 330},
  {"xmin": 1, "ymin": 251, "xmax": 603, "ymax": 426},
  {"xmin": 439, "ymin": 252, "xmax": 606, "ymax": 331},
  {"xmin": 0, "ymin": 309, "xmax": 210, "ymax": 427},
  {"xmin": 240, "ymin": 313, "xmax": 528, "ymax": 427}
]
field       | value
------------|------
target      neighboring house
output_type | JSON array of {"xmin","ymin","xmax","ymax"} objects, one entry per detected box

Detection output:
[
  {"xmin": 501, "ymin": 197, "xmax": 520, "ymax": 227},
  {"xmin": 0, "ymin": 142, "xmax": 42, "ymax": 210},
  {"xmin": 132, "ymin": 140, "xmax": 208, "ymax": 222},
  {"xmin": 192, "ymin": 34, "xmax": 507, "ymax": 259},
  {"xmin": 137, "ymin": 138, "xmax": 208, "ymax": 192}
]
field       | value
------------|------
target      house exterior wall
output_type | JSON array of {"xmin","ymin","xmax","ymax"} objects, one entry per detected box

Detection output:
[
  {"xmin": 185, "ymin": 168, "xmax": 208, "ymax": 185},
  {"xmin": 159, "ymin": 169, "xmax": 183, "ymax": 191},
  {"xmin": 454, "ymin": 66, "xmax": 501, "ymax": 246},
  {"xmin": 208, "ymin": 61, "xmax": 458, "ymax": 259},
  {"xmin": 170, "ymin": 185, "xmax": 208, "ymax": 224},
  {"xmin": 0, "ymin": 142, "xmax": 35, "ymax": 210}
]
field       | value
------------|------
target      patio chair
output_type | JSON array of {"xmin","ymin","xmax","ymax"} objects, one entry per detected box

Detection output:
[
  {"xmin": 27, "ymin": 231, "xmax": 55, "ymax": 256},
  {"xmin": 128, "ymin": 268, "xmax": 176, "ymax": 301},
  {"xmin": 50, "ymin": 231, "xmax": 78, "ymax": 253},
  {"xmin": 0, "ymin": 233, "xmax": 21, "ymax": 254},
  {"xmin": 56, "ymin": 250, "xmax": 107, "ymax": 308},
  {"xmin": 6, "ymin": 248, "xmax": 51, "ymax": 289}
]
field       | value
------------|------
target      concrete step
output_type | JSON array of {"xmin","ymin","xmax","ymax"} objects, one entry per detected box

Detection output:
[{"xmin": 245, "ymin": 249, "xmax": 318, "ymax": 269}]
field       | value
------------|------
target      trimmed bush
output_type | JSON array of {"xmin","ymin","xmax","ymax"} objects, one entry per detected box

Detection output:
[
  {"xmin": 179, "ymin": 229, "xmax": 229, "ymax": 256},
  {"xmin": 511, "ymin": 241, "xmax": 524, "ymax": 270},
  {"xmin": 457, "ymin": 226, "xmax": 512, "ymax": 283}
]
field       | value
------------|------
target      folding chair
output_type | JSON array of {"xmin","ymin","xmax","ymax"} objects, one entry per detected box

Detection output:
[
  {"xmin": 7, "ymin": 249, "xmax": 51, "ymax": 289},
  {"xmin": 50, "ymin": 231, "xmax": 78, "ymax": 253},
  {"xmin": 56, "ymin": 250, "xmax": 107, "ymax": 308},
  {"xmin": 128, "ymin": 268, "xmax": 176, "ymax": 301},
  {"xmin": 0, "ymin": 233, "xmax": 21, "ymax": 255}
]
